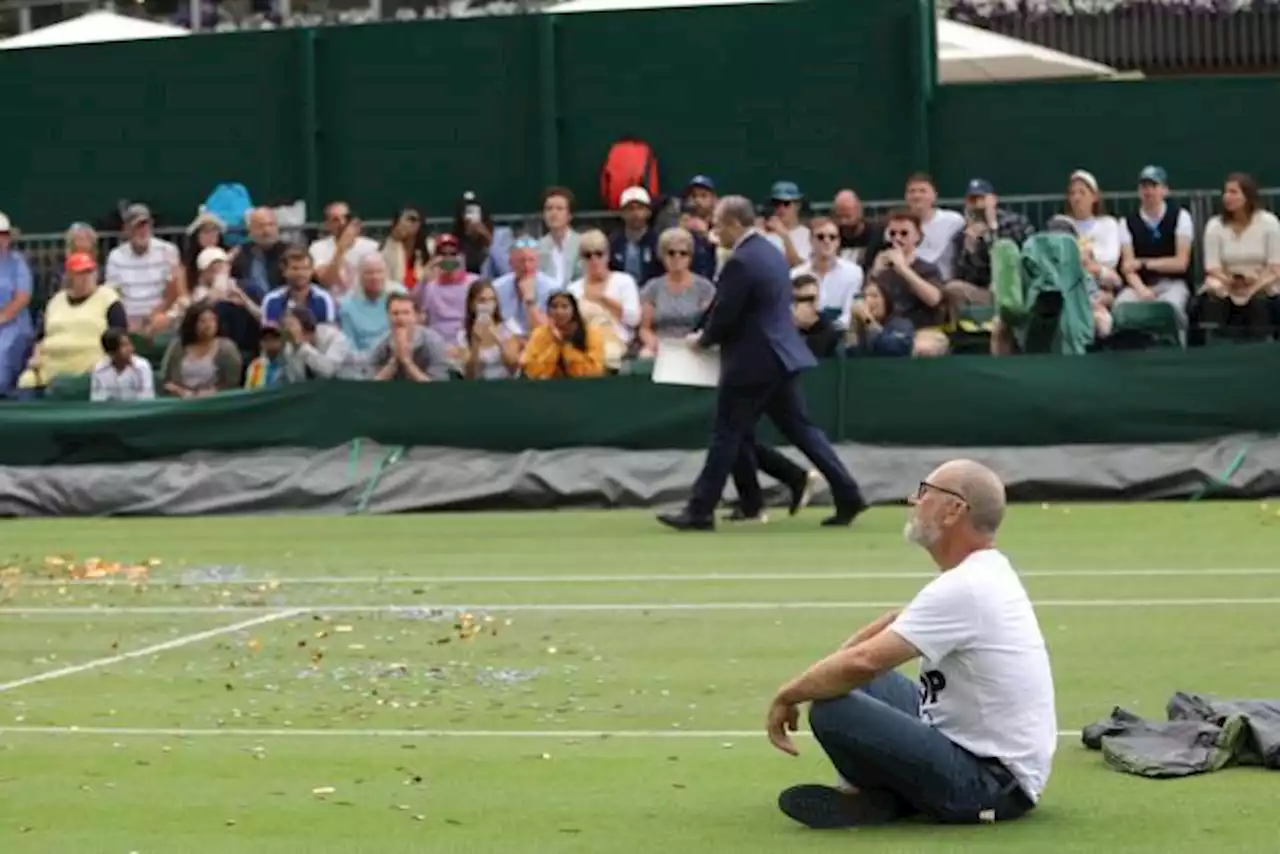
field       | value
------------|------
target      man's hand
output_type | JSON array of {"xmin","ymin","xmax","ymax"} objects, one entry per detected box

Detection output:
[
  {"xmin": 766, "ymin": 696, "xmax": 801, "ymax": 756},
  {"xmin": 765, "ymin": 216, "xmax": 786, "ymax": 235},
  {"xmin": 883, "ymin": 248, "xmax": 908, "ymax": 271},
  {"xmin": 516, "ymin": 275, "xmax": 536, "ymax": 302},
  {"xmin": 282, "ymin": 313, "xmax": 304, "ymax": 342},
  {"xmin": 1130, "ymin": 283, "xmax": 1156, "ymax": 302},
  {"xmin": 393, "ymin": 327, "xmax": 412, "ymax": 361}
]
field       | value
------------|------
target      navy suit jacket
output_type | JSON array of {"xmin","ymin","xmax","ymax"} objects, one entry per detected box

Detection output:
[{"xmin": 697, "ymin": 232, "xmax": 817, "ymax": 387}]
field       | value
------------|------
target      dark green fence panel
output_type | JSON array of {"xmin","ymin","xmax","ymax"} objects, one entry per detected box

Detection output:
[
  {"xmin": 314, "ymin": 17, "xmax": 545, "ymax": 219},
  {"xmin": 930, "ymin": 76, "xmax": 1280, "ymax": 198},
  {"xmin": 0, "ymin": 31, "xmax": 307, "ymax": 232},
  {"xmin": 554, "ymin": 0, "xmax": 925, "ymax": 209}
]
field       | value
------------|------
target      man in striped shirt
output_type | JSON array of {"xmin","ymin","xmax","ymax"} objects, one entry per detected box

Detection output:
[{"xmin": 104, "ymin": 204, "xmax": 184, "ymax": 335}]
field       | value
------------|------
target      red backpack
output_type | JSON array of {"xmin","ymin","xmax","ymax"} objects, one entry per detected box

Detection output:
[{"xmin": 600, "ymin": 138, "xmax": 660, "ymax": 210}]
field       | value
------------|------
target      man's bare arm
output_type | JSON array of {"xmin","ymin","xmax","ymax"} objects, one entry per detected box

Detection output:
[{"xmin": 839, "ymin": 609, "xmax": 901, "ymax": 649}]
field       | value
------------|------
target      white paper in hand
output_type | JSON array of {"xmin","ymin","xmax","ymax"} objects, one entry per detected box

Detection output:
[{"xmin": 652, "ymin": 338, "xmax": 719, "ymax": 388}]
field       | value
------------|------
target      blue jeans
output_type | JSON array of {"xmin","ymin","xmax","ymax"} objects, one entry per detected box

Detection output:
[{"xmin": 808, "ymin": 671, "xmax": 1035, "ymax": 824}]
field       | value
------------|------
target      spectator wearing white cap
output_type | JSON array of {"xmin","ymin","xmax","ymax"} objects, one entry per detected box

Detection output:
[
  {"xmin": 105, "ymin": 203, "xmax": 185, "ymax": 336},
  {"xmin": 0, "ymin": 211, "xmax": 35, "ymax": 396},
  {"xmin": 1063, "ymin": 170, "xmax": 1122, "ymax": 292},
  {"xmin": 609, "ymin": 187, "xmax": 663, "ymax": 285}
]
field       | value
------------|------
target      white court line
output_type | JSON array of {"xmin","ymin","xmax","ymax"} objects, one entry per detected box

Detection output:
[
  {"xmin": 1, "ymin": 598, "xmax": 1279, "ymax": 617},
  {"xmin": 18, "ymin": 567, "xmax": 1280, "ymax": 587},
  {"xmin": 0, "ymin": 609, "xmax": 302, "ymax": 693},
  {"xmin": 0, "ymin": 724, "xmax": 1084, "ymax": 740}
]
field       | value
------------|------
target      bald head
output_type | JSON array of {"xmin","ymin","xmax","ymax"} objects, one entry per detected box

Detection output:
[
  {"xmin": 928, "ymin": 459, "xmax": 1006, "ymax": 537},
  {"xmin": 832, "ymin": 190, "xmax": 861, "ymax": 224}
]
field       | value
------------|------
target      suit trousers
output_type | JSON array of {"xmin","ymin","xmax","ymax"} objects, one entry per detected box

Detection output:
[
  {"xmin": 687, "ymin": 371, "xmax": 861, "ymax": 518},
  {"xmin": 809, "ymin": 672, "xmax": 1036, "ymax": 824}
]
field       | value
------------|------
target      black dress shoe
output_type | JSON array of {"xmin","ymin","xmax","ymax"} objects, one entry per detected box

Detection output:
[
  {"xmin": 657, "ymin": 510, "xmax": 715, "ymax": 531},
  {"xmin": 778, "ymin": 784, "xmax": 902, "ymax": 828},
  {"xmin": 820, "ymin": 500, "xmax": 869, "ymax": 527},
  {"xmin": 788, "ymin": 470, "xmax": 820, "ymax": 516}
]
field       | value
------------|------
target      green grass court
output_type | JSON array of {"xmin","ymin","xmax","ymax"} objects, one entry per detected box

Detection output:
[{"xmin": 1, "ymin": 503, "xmax": 1278, "ymax": 853}]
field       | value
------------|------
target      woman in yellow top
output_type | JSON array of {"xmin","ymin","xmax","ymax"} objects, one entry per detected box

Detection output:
[
  {"xmin": 18, "ymin": 252, "xmax": 127, "ymax": 390},
  {"xmin": 520, "ymin": 291, "xmax": 606, "ymax": 379}
]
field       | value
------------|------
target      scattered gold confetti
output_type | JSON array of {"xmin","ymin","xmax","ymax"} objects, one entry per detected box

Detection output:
[
  {"xmin": 347, "ymin": 644, "xmax": 366, "ymax": 651},
  {"xmin": 546, "ymin": 647, "xmax": 558, "ymax": 655},
  {"xmin": 335, "ymin": 625, "xmax": 353, "ymax": 634},
  {"xmin": 246, "ymin": 639, "xmax": 262, "ymax": 652},
  {"xmin": 311, "ymin": 786, "xmax": 335, "ymax": 796}
]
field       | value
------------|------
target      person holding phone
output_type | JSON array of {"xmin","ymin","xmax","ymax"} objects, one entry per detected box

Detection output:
[
  {"xmin": 454, "ymin": 279, "xmax": 522, "ymax": 380},
  {"xmin": 453, "ymin": 191, "xmax": 513, "ymax": 280}
]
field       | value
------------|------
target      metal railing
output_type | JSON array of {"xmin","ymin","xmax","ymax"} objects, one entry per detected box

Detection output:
[{"xmin": 10, "ymin": 186, "xmax": 1250, "ymax": 302}]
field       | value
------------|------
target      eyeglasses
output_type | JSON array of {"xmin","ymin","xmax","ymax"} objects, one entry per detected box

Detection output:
[
  {"xmin": 666, "ymin": 249, "xmax": 690, "ymax": 258},
  {"xmin": 793, "ymin": 295, "xmax": 817, "ymax": 304},
  {"xmin": 581, "ymin": 250, "xmax": 606, "ymax": 259},
  {"xmin": 815, "ymin": 233, "xmax": 840, "ymax": 242},
  {"xmin": 915, "ymin": 481, "xmax": 968, "ymax": 504}
]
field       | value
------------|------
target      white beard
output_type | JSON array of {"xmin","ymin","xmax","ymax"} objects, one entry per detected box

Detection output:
[{"xmin": 904, "ymin": 515, "xmax": 940, "ymax": 548}]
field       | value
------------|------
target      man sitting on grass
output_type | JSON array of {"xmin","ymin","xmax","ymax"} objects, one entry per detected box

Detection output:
[{"xmin": 765, "ymin": 459, "xmax": 1056, "ymax": 828}]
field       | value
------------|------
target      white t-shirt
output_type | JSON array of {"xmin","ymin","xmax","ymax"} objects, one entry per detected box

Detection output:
[
  {"xmin": 568, "ymin": 272, "xmax": 641, "ymax": 345},
  {"xmin": 1070, "ymin": 215, "xmax": 1122, "ymax": 268},
  {"xmin": 791, "ymin": 258, "xmax": 864, "ymax": 328},
  {"xmin": 890, "ymin": 548, "xmax": 1057, "ymax": 803},
  {"xmin": 309, "ymin": 235, "xmax": 380, "ymax": 294},
  {"xmin": 917, "ymin": 209, "xmax": 965, "ymax": 281},
  {"xmin": 765, "ymin": 225, "xmax": 812, "ymax": 261}
]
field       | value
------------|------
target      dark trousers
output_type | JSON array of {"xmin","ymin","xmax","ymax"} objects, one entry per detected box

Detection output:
[
  {"xmin": 1198, "ymin": 293, "xmax": 1275, "ymax": 341},
  {"xmin": 687, "ymin": 371, "xmax": 861, "ymax": 518},
  {"xmin": 729, "ymin": 442, "xmax": 808, "ymax": 515},
  {"xmin": 809, "ymin": 672, "xmax": 1035, "ymax": 824}
]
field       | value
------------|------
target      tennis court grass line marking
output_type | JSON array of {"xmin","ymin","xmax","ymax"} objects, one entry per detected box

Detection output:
[
  {"xmin": 0, "ymin": 725, "xmax": 1084, "ymax": 740},
  {"xmin": 19, "ymin": 567, "xmax": 1280, "ymax": 587},
  {"xmin": 0, "ymin": 609, "xmax": 303, "ymax": 694},
  {"xmin": 2, "ymin": 598, "xmax": 1280, "ymax": 617}
]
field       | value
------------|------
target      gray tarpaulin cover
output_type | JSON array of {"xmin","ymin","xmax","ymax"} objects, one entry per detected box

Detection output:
[{"xmin": 0, "ymin": 434, "xmax": 1276, "ymax": 517}]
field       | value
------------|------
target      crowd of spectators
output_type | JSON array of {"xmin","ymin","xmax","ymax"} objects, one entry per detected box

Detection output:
[{"xmin": 0, "ymin": 163, "xmax": 1277, "ymax": 403}]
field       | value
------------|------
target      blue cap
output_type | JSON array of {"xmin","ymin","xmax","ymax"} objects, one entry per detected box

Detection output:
[
  {"xmin": 1138, "ymin": 165, "xmax": 1167, "ymax": 185},
  {"xmin": 965, "ymin": 178, "xmax": 994, "ymax": 196},
  {"xmin": 686, "ymin": 174, "xmax": 716, "ymax": 192},
  {"xmin": 770, "ymin": 180, "xmax": 803, "ymax": 202}
]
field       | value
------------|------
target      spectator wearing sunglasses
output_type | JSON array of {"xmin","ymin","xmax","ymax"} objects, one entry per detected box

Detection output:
[
  {"xmin": 867, "ymin": 209, "xmax": 946, "ymax": 333},
  {"xmin": 789, "ymin": 274, "xmax": 841, "ymax": 359},
  {"xmin": 636, "ymin": 227, "xmax": 716, "ymax": 358},
  {"xmin": 762, "ymin": 180, "xmax": 812, "ymax": 267},
  {"xmin": 492, "ymin": 236, "xmax": 561, "ymax": 337},
  {"xmin": 790, "ymin": 216, "xmax": 864, "ymax": 329},
  {"xmin": 568, "ymin": 229, "xmax": 640, "ymax": 366}
]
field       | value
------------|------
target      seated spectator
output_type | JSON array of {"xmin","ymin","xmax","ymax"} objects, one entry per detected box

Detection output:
[
  {"xmin": 368, "ymin": 293, "xmax": 451, "ymax": 382},
  {"xmin": 18, "ymin": 253, "xmax": 127, "ymax": 391},
  {"xmin": 610, "ymin": 187, "xmax": 663, "ymax": 285},
  {"xmin": 944, "ymin": 179, "xmax": 1034, "ymax": 314},
  {"xmin": 191, "ymin": 246, "xmax": 235, "ymax": 302},
  {"xmin": 414, "ymin": 233, "xmax": 478, "ymax": 342},
  {"xmin": 1199, "ymin": 171, "xmax": 1280, "ymax": 340},
  {"xmin": 230, "ymin": 207, "xmax": 288, "ymax": 296},
  {"xmin": 380, "ymin": 206, "xmax": 429, "ymax": 290},
  {"xmin": 569, "ymin": 229, "xmax": 641, "ymax": 365},
  {"xmin": 182, "ymin": 211, "xmax": 228, "ymax": 288},
  {"xmin": 192, "ymin": 245, "xmax": 266, "ymax": 357},
  {"xmin": 846, "ymin": 280, "xmax": 913, "ymax": 357},
  {"xmin": 244, "ymin": 323, "xmax": 286, "ymax": 389},
  {"xmin": 636, "ymin": 227, "xmax": 716, "ymax": 357},
  {"xmin": 455, "ymin": 279, "xmax": 522, "ymax": 380},
  {"xmin": 0, "ymin": 212, "xmax": 35, "ymax": 396},
  {"xmin": 159, "ymin": 301, "xmax": 243, "ymax": 398},
  {"xmin": 520, "ymin": 291, "xmax": 606, "ymax": 380},
  {"xmin": 791, "ymin": 216, "xmax": 864, "ymax": 328},
  {"xmin": 310, "ymin": 200, "xmax": 380, "ymax": 295},
  {"xmin": 261, "ymin": 247, "xmax": 337, "ymax": 325},
  {"xmin": 50, "ymin": 222, "xmax": 100, "ymax": 297},
  {"xmin": 340, "ymin": 254, "xmax": 406, "ymax": 363},
  {"xmin": 105, "ymin": 203, "xmax": 185, "ymax": 336},
  {"xmin": 905, "ymin": 173, "xmax": 965, "ymax": 281},
  {"xmin": 453, "ymin": 191, "xmax": 513, "ymax": 280},
  {"xmin": 537, "ymin": 186, "xmax": 582, "ymax": 288},
  {"xmin": 867, "ymin": 209, "xmax": 946, "ymax": 337},
  {"xmin": 763, "ymin": 180, "xmax": 811, "ymax": 267},
  {"xmin": 492, "ymin": 237, "xmax": 560, "ymax": 337},
  {"xmin": 831, "ymin": 189, "xmax": 884, "ymax": 271},
  {"xmin": 281, "ymin": 306, "xmax": 356, "ymax": 382},
  {"xmin": 1064, "ymin": 170, "xmax": 1122, "ymax": 292},
  {"xmin": 1117, "ymin": 165, "xmax": 1193, "ymax": 331},
  {"xmin": 678, "ymin": 175, "xmax": 721, "ymax": 279},
  {"xmin": 789, "ymin": 273, "xmax": 841, "ymax": 358},
  {"xmin": 90, "ymin": 328, "xmax": 155, "ymax": 401}
]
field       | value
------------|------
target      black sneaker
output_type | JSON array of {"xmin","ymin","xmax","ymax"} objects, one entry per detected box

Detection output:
[
  {"xmin": 820, "ymin": 501, "xmax": 868, "ymax": 528},
  {"xmin": 777, "ymin": 784, "xmax": 901, "ymax": 829}
]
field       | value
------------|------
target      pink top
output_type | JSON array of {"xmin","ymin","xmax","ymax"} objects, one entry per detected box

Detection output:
[{"xmin": 413, "ymin": 275, "xmax": 477, "ymax": 341}]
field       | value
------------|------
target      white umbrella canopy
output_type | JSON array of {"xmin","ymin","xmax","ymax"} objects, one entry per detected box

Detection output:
[{"xmin": 0, "ymin": 10, "xmax": 191, "ymax": 51}]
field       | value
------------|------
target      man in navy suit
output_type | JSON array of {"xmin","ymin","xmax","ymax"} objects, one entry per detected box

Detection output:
[{"xmin": 658, "ymin": 196, "xmax": 867, "ymax": 531}]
